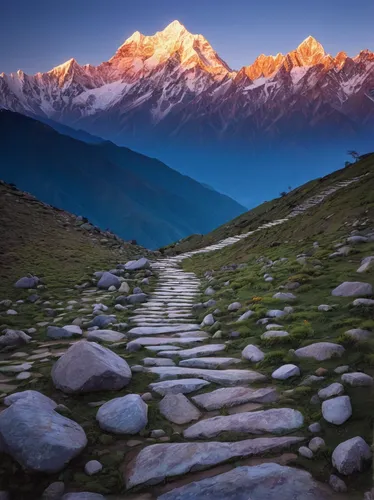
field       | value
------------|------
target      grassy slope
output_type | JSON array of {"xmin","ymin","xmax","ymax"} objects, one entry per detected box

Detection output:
[
  {"xmin": 161, "ymin": 153, "xmax": 374, "ymax": 256},
  {"xmin": 0, "ymin": 181, "xmax": 152, "ymax": 300}
]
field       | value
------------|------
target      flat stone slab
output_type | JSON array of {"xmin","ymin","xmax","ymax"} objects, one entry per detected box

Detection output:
[
  {"xmin": 126, "ymin": 437, "xmax": 304, "ymax": 488},
  {"xmin": 127, "ymin": 325, "xmax": 200, "ymax": 336},
  {"xmin": 143, "ymin": 358, "xmax": 176, "ymax": 367},
  {"xmin": 145, "ymin": 346, "xmax": 181, "ymax": 352},
  {"xmin": 184, "ymin": 408, "xmax": 304, "ymax": 438},
  {"xmin": 179, "ymin": 357, "xmax": 241, "ymax": 369},
  {"xmin": 159, "ymin": 393, "xmax": 201, "ymax": 424},
  {"xmin": 127, "ymin": 337, "xmax": 205, "ymax": 349},
  {"xmin": 294, "ymin": 342, "xmax": 345, "ymax": 361},
  {"xmin": 157, "ymin": 463, "xmax": 335, "ymax": 500},
  {"xmin": 192, "ymin": 387, "xmax": 278, "ymax": 411},
  {"xmin": 158, "ymin": 344, "xmax": 226, "ymax": 359},
  {"xmin": 149, "ymin": 379, "xmax": 210, "ymax": 396},
  {"xmin": 261, "ymin": 330, "xmax": 289, "ymax": 340},
  {"xmin": 147, "ymin": 367, "xmax": 267, "ymax": 386}
]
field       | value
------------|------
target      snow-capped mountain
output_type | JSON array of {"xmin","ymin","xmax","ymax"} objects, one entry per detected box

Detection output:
[{"xmin": 1, "ymin": 19, "xmax": 373, "ymax": 146}]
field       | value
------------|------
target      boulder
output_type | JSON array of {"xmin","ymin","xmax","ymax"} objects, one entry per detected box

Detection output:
[
  {"xmin": 332, "ymin": 281, "xmax": 373, "ymax": 297},
  {"xmin": 157, "ymin": 463, "xmax": 333, "ymax": 500},
  {"xmin": 14, "ymin": 276, "xmax": 39, "ymax": 289},
  {"xmin": 97, "ymin": 272, "xmax": 121, "ymax": 289},
  {"xmin": 96, "ymin": 394, "xmax": 148, "ymax": 434},
  {"xmin": 332, "ymin": 436, "xmax": 372, "ymax": 475},
  {"xmin": 0, "ymin": 401, "xmax": 87, "ymax": 472},
  {"xmin": 318, "ymin": 383, "xmax": 344, "ymax": 400},
  {"xmin": 0, "ymin": 329, "xmax": 31, "ymax": 351},
  {"xmin": 118, "ymin": 281, "xmax": 130, "ymax": 293},
  {"xmin": 159, "ymin": 394, "xmax": 201, "ymax": 425},
  {"xmin": 294, "ymin": 342, "xmax": 344, "ymax": 361},
  {"xmin": 341, "ymin": 372, "xmax": 374, "ymax": 387},
  {"xmin": 322, "ymin": 396, "xmax": 352, "ymax": 425},
  {"xmin": 345, "ymin": 328, "xmax": 371, "ymax": 341},
  {"xmin": 353, "ymin": 298, "xmax": 374, "ymax": 306},
  {"xmin": 272, "ymin": 364, "xmax": 300, "ymax": 380},
  {"xmin": 52, "ymin": 340, "xmax": 132, "ymax": 393},
  {"xmin": 124, "ymin": 258, "xmax": 150, "ymax": 271},
  {"xmin": 242, "ymin": 344, "xmax": 265, "ymax": 362},
  {"xmin": 183, "ymin": 408, "xmax": 303, "ymax": 439},
  {"xmin": 4, "ymin": 390, "xmax": 57, "ymax": 410},
  {"xmin": 202, "ymin": 314, "xmax": 215, "ymax": 326}
]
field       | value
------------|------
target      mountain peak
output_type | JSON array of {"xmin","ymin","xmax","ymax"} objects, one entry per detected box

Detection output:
[
  {"xmin": 296, "ymin": 36, "xmax": 325, "ymax": 63},
  {"xmin": 161, "ymin": 20, "xmax": 188, "ymax": 37}
]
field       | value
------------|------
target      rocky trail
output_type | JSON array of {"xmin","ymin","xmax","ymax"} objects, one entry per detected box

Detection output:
[{"xmin": 0, "ymin": 174, "xmax": 374, "ymax": 499}]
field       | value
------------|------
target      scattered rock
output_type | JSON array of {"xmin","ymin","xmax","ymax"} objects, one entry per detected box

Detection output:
[
  {"xmin": 124, "ymin": 258, "xmax": 150, "ymax": 271},
  {"xmin": 318, "ymin": 383, "xmax": 344, "ymax": 400},
  {"xmin": 318, "ymin": 304, "xmax": 333, "ymax": 312},
  {"xmin": 84, "ymin": 460, "xmax": 103, "ymax": 476},
  {"xmin": 329, "ymin": 474, "xmax": 347, "ymax": 493},
  {"xmin": 41, "ymin": 482, "xmax": 65, "ymax": 500},
  {"xmin": 261, "ymin": 330, "xmax": 289, "ymax": 340},
  {"xmin": 242, "ymin": 344, "xmax": 265, "ymax": 362},
  {"xmin": 309, "ymin": 437, "xmax": 325, "ymax": 452},
  {"xmin": 14, "ymin": 276, "xmax": 39, "ymax": 289},
  {"xmin": 96, "ymin": 394, "xmax": 148, "ymax": 434},
  {"xmin": 52, "ymin": 340, "xmax": 132, "ymax": 393},
  {"xmin": 294, "ymin": 342, "xmax": 344, "ymax": 361},
  {"xmin": 273, "ymin": 292, "xmax": 296, "ymax": 301},
  {"xmin": 341, "ymin": 372, "xmax": 373, "ymax": 386},
  {"xmin": 308, "ymin": 422, "xmax": 321, "ymax": 433},
  {"xmin": 202, "ymin": 314, "xmax": 215, "ymax": 326},
  {"xmin": 332, "ymin": 436, "xmax": 372, "ymax": 475},
  {"xmin": 299, "ymin": 446, "xmax": 313, "ymax": 459},
  {"xmin": 237, "ymin": 310, "xmax": 254, "ymax": 322},
  {"xmin": 228, "ymin": 302, "xmax": 241, "ymax": 311},
  {"xmin": 345, "ymin": 328, "xmax": 372, "ymax": 341},
  {"xmin": 322, "ymin": 396, "xmax": 352, "ymax": 425},
  {"xmin": 0, "ymin": 329, "xmax": 31, "ymax": 351},
  {"xmin": 266, "ymin": 310, "xmax": 286, "ymax": 318},
  {"xmin": 272, "ymin": 364, "xmax": 300, "ymax": 380},
  {"xmin": 357, "ymin": 256, "xmax": 374, "ymax": 273},
  {"xmin": 97, "ymin": 272, "xmax": 121, "ymax": 290},
  {"xmin": 332, "ymin": 281, "xmax": 373, "ymax": 297}
]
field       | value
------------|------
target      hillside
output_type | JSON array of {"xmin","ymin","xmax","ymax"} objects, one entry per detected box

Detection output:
[
  {"xmin": 0, "ymin": 180, "xmax": 153, "ymax": 299},
  {"xmin": 162, "ymin": 153, "xmax": 374, "ymax": 259},
  {"xmin": 0, "ymin": 110, "xmax": 245, "ymax": 249}
]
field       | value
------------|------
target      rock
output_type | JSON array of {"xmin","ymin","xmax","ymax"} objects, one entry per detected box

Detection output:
[
  {"xmin": 149, "ymin": 379, "xmax": 210, "ymax": 396},
  {"xmin": 329, "ymin": 475, "xmax": 347, "ymax": 493},
  {"xmin": 308, "ymin": 422, "xmax": 321, "ymax": 433},
  {"xmin": 273, "ymin": 292, "xmax": 296, "ymax": 301},
  {"xmin": 294, "ymin": 342, "xmax": 344, "ymax": 361},
  {"xmin": 0, "ymin": 401, "xmax": 87, "ymax": 472},
  {"xmin": 284, "ymin": 306, "xmax": 294, "ymax": 314},
  {"xmin": 97, "ymin": 272, "xmax": 120, "ymax": 289},
  {"xmin": 84, "ymin": 460, "xmax": 103, "ymax": 475},
  {"xmin": 63, "ymin": 325, "xmax": 83, "ymax": 335},
  {"xmin": 322, "ymin": 396, "xmax": 352, "ymax": 425},
  {"xmin": 202, "ymin": 314, "xmax": 215, "ymax": 326},
  {"xmin": 96, "ymin": 394, "xmax": 148, "ymax": 434},
  {"xmin": 334, "ymin": 365, "xmax": 349, "ymax": 374},
  {"xmin": 272, "ymin": 364, "xmax": 300, "ymax": 380},
  {"xmin": 133, "ymin": 286, "xmax": 142, "ymax": 294},
  {"xmin": 341, "ymin": 372, "xmax": 373, "ymax": 386},
  {"xmin": 156, "ymin": 463, "xmax": 333, "ymax": 500},
  {"xmin": 16, "ymin": 371, "xmax": 32, "ymax": 380},
  {"xmin": 41, "ymin": 482, "xmax": 65, "ymax": 500},
  {"xmin": 88, "ymin": 315, "xmax": 116, "ymax": 328},
  {"xmin": 143, "ymin": 358, "xmax": 175, "ymax": 367},
  {"xmin": 192, "ymin": 387, "xmax": 278, "ymax": 411},
  {"xmin": 318, "ymin": 304, "xmax": 333, "ymax": 311},
  {"xmin": 179, "ymin": 357, "xmax": 240, "ymax": 369},
  {"xmin": 300, "ymin": 375, "xmax": 325, "ymax": 386},
  {"xmin": 261, "ymin": 330, "xmax": 289, "ymax": 340},
  {"xmin": 347, "ymin": 235, "xmax": 368, "ymax": 244},
  {"xmin": 266, "ymin": 309, "xmax": 286, "ymax": 318},
  {"xmin": 14, "ymin": 276, "xmax": 39, "ymax": 289},
  {"xmin": 52, "ymin": 340, "xmax": 132, "ymax": 393},
  {"xmin": 332, "ymin": 281, "xmax": 373, "ymax": 297},
  {"xmin": 309, "ymin": 437, "xmax": 325, "ymax": 452},
  {"xmin": 353, "ymin": 298, "xmax": 374, "ymax": 306},
  {"xmin": 315, "ymin": 367, "xmax": 328, "ymax": 376},
  {"xmin": 299, "ymin": 446, "xmax": 313, "ymax": 459},
  {"xmin": 124, "ymin": 257, "xmax": 150, "ymax": 271},
  {"xmin": 87, "ymin": 330, "xmax": 126, "ymax": 343},
  {"xmin": 242, "ymin": 344, "xmax": 265, "ymax": 362},
  {"xmin": 285, "ymin": 281, "xmax": 300, "ymax": 290},
  {"xmin": 237, "ymin": 310, "xmax": 254, "ymax": 322},
  {"xmin": 183, "ymin": 408, "xmax": 303, "ymax": 439},
  {"xmin": 332, "ymin": 436, "xmax": 372, "ymax": 475},
  {"xmin": 141, "ymin": 392, "xmax": 153, "ymax": 402},
  {"xmin": 345, "ymin": 328, "xmax": 372, "ymax": 340},
  {"xmin": 228, "ymin": 302, "xmax": 241, "ymax": 311},
  {"xmin": 318, "ymin": 383, "xmax": 344, "ymax": 400},
  {"xmin": 118, "ymin": 281, "xmax": 130, "ymax": 293},
  {"xmin": 204, "ymin": 287, "xmax": 215, "ymax": 296},
  {"xmin": 47, "ymin": 326, "xmax": 76, "ymax": 339},
  {"xmin": 357, "ymin": 256, "xmax": 374, "ymax": 273},
  {"xmin": 127, "ymin": 293, "xmax": 148, "ymax": 305},
  {"xmin": 4, "ymin": 390, "xmax": 57, "ymax": 410},
  {"xmin": 0, "ymin": 329, "xmax": 31, "ymax": 351},
  {"xmin": 159, "ymin": 394, "xmax": 201, "ymax": 425},
  {"xmin": 126, "ymin": 437, "xmax": 305, "ymax": 488},
  {"xmin": 204, "ymin": 299, "xmax": 216, "ymax": 308}
]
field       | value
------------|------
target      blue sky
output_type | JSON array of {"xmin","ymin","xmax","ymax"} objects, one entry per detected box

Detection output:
[{"xmin": 1, "ymin": 0, "xmax": 373, "ymax": 74}]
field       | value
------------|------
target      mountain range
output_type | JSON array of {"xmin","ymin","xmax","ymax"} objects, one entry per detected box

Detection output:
[
  {"xmin": 0, "ymin": 110, "xmax": 245, "ymax": 248},
  {"xmin": 1, "ymin": 20, "xmax": 373, "ymax": 205}
]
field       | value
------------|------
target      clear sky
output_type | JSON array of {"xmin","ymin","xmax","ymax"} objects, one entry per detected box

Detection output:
[{"xmin": 1, "ymin": 0, "xmax": 373, "ymax": 75}]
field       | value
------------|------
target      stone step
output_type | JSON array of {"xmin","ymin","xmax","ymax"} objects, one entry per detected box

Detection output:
[
  {"xmin": 192, "ymin": 387, "xmax": 278, "ymax": 411},
  {"xmin": 157, "ymin": 344, "xmax": 226, "ymax": 359},
  {"xmin": 127, "ymin": 325, "xmax": 201, "ymax": 336},
  {"xmin": 179, "ymin": 357, "xmax": 241, "ymax": 369}
]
